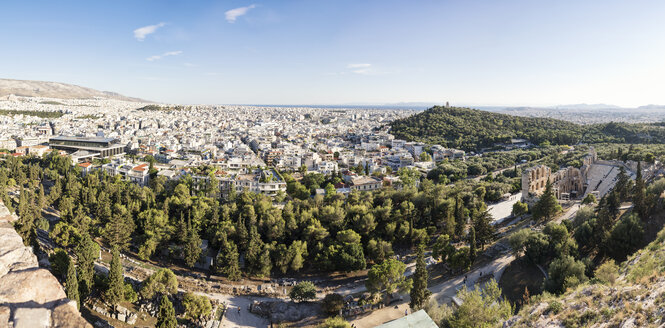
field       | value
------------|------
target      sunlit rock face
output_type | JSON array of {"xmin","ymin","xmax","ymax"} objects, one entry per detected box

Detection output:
[{"xmin": 0, "ymin": 201, "xmax": 91, "ymax": 328}]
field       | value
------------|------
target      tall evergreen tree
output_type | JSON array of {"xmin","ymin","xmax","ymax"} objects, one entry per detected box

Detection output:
[
  {"xmin": 614, "ymin": 166, "xmax": 631, "ymax": 201},
  {"xmin": 75, "ymin": 233, "xmax": 97, "ymax": 298},
  {"xmin": 469, "ymin": 226, "xmax": 477, "ymax": 263},
  {"xmin": 214, "ymin": 233, "xmax": 241, "ymax": 280},
  {"xmin": 156, "ymin": 295, "xmax": 177, "ymax": 328},
  {"xmin": 473, "ymin": 210, "xmax": 495, "ymax": 251},
  {"xmin": 66, "ymin": 257, "xmax": 80, "ymax": 310},
  {"xmin": 532, "ymin": 180, "xmax": 561, "ymax": 221},
  {"xmin": 454, "ymin": 197, "xmax": 466, "ymax": 239},
  {"xmin": 105, "ymin": 247, "xmax": 124, "ymax": 306},
  {"xmin": 183, "ymin": 219, "xmax": 202, "ymax": 268},
  {"xmin": 409, "ymin": 245, "xmax": 431, "ymax": 310},
  {"xmin": 633, "ymin": 161, "xmax": 648, "ymax": 220}
]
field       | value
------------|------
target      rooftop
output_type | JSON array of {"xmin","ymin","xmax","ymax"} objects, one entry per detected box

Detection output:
[
  {"xmin": 50, "ymin": 136, "xmax": 116, "ymax": 143},
  {"xmin": 373, "ymin": 310, "xmax": 438, "ymax": 328}
]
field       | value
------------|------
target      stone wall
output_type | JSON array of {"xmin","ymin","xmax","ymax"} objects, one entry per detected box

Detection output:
[{"xmin": 0, "ymin": 201, "xmax": 91, "ymax": 328}]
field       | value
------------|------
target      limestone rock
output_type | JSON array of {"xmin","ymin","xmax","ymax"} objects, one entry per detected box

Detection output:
[
  {"xmin": 12, "ymin": 307, "xmax": 51, "ymax": 328},
  {"xmin": 0, "ymin": 305, "xmax": 11, "ymax": 327},
  {"xmin": 0, "ymin": 268, "xmax": 66, "ymax": 304},
  {"xmin": 0, "ymin": 245, "xmax": 38, "ymax": 277},
  {"xmin": 51, "ymin": 302, "xmax": 92, "ymax": 328},
  {"xmin": 0, "ymin": 201, "xmax": 92, "ymax": 328}
]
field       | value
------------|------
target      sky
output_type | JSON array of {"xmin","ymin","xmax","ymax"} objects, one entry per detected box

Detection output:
[{"xmin": 1, "ymin": 0, "xmax": 664, "ymax": 106}]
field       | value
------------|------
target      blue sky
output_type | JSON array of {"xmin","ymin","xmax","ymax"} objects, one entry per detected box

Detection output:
[{"xmin": 1, "ymin": 0, "xmax": 664, "ymax": 106}]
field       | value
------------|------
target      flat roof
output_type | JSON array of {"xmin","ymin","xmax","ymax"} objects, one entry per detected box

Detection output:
[
  {"xmin": 373, "ymin": 310, "xmax": 438, "ymax": 328},
  {"xmin": 50, "ymin": 136, "xmax": 117, "ymax": 143}
]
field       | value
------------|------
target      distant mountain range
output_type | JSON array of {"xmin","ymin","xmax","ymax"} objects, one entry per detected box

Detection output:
[{"xmin": 0, "ymin": 78, "xmax": 149, "ymax": 102}]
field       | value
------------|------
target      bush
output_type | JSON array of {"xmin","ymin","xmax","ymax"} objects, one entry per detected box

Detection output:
[
  {"xmin": 594, "ymin": 260, "xmax": 619, "ymax": 285},
  {"xmin": 547, "ymin": 300, "xmax": 562, "ymax": 314},
  {"xmin": 290, "ymin": 281, "xmax": 317, "ymax": 302},
  {"xmin": 140, "ymin": 268, "xmax": 179, "ymax": 300},
  {"xmin": 318, "ymin": 316, "xmax": 351, "ymax": 328},
  {"xmin": 124, "ymin": 282, "xmax": 138, "ymax": 303},
  {"xmin": 182, "ymin": 292, "xmax": 212, "ymax": 321},
  {"xmin": 321, "ymin": 293, "xmax": 345, "ymax": 315},
  {"xmin": 544, "ymin": 255, "xmax": 588, "ymax": 294}
]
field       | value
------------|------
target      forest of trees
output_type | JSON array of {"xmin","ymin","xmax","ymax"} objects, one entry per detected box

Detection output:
[
  {"xmin": 0, "ymin": 109, "xmax": 64, "ymax": 118},
  {"xmin": 389, "ymin": 106, "xmax": 665, "ymax": 151},
  {"xmin": 0, "ymin": 151, "xmax": 496, "ymax": 282}
]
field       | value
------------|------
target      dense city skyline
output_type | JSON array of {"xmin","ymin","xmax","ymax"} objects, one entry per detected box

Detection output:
[{"xmin": 2, "ymin": 0, "xmax": 665, "ymax": 106}]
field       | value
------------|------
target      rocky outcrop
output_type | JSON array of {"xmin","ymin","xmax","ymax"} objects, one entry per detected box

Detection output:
[{"xmin": 0, "ymin": 201, "xmax": 91, "ymax": 328}]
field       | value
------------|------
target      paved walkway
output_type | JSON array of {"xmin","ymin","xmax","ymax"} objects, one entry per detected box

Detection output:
[
  {"xmin": 488, "ymin": 193, "xmax": 521, "ymax": 225},
  {"xmin": 429, "ymin": 253, "xmax": 514, "ymax": 303},
  {"xmin": 349, "ymin": 253, "xmax": 515, "ymax": 327},
  {"xmin": 205, "ymin": 294, "xmax": 271, "ymax": 328}
]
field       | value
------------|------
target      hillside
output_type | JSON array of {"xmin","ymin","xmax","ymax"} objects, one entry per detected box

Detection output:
[
  {"xmin": 389, "ymin": 106, "xmax": 583, "ymax": 150},
  {"xmin": 389, "ymin": 106, "xmax": 665, "ymax": 151},
  {"xmin": 506, "ymin": 228, "xmax": 665, "ymax": 327},
  {"xmin": 0, "ymin": 78, "xmax": 148, "ymax": 102}
]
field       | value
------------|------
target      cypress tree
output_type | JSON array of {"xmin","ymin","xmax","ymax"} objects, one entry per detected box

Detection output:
[
  {"xmin": 106, "ymin": 247, "xmax": 124, "ymax": 306},
  {"xmin": 75, "ymin": 233, "xmax": 97, "ymax": 298},
  {"xmin": 66, "ymin": 257, "xmax": 80, "ymax": 310},
  {"xmin": 454, "ymin": 197, "xmax": 466, "ymax": 239},
  {"xmin": 633, "ymin": 161, "xmax": 648, "ymax": 220},
  {"xmin": 183, "ymin": 219, "xmax": 202, "ymax": 268},
  {"xmin": 156, "ymin": 295, "xmax": 177, "ymax": 328},
  {"xmin": 409, "ymin": 245, "xmax": 431, "ymax": 310},
  {"xmin": 469, "ymin": 226, "xmax": 477, "ymax": 263},
  {"xmin": 532, "ymin": 180, "xmax": 561, "ymax": 221}
]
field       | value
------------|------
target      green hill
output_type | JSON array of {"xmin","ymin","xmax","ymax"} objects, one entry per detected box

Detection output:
[
  {"xmin": 389, "ymin": 106, "xmax": 665, "ymax": 151},
  {"xmin": 389, "ymin": 106, "xmax": 583, "ymax": 151}
]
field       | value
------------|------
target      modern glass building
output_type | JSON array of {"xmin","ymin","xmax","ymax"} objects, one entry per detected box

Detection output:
[{"xmin": 49, "ymin": 136, "xmax": 125, "ymax": 157}]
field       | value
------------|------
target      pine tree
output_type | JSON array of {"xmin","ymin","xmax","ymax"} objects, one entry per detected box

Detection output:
[
  {"xmin": 156, "ymin": 295, "xmax": 177, "ymax": 328},
  {"xmin": 37, "ymin": 184, "xmax": 46, "ymax": 209},
  {"xmin": 75, "ymin": 233, "xmax": 97, "ymax": 298},
  {"xmin": 454, "ymin": 197, "xmax": 466, "ymax": 239},
  {"xmin": 409, "ymin": 245, "xmax": 431, "ymax": 310},
  {"xmin": 469, "ymin": 226, "xmax": 477, "ymax": 263},
  {"xmin": 614, "ymin": 166, "xmax": 631, "ymax": 201},
  {"xmin": 66, "ymin": 257, "xmax": 80, "ymax": 310},
  {"xmin": 183, "ymin": 219, "xmax": 202, "ymax": 268},
  {"xmin": 214, "ymin": 233, "xmax": 241, "ymax": 280},
  {"xmin": 105, "ymin": 247, "xmax": 124, "ymax": 306},
  {"xmin": 532, "ymin": 180, "xmax": 561, "ymax": 221},
  {"xmin": 633, "ymin": 161, "xmax": 648, "ymax": 220}
]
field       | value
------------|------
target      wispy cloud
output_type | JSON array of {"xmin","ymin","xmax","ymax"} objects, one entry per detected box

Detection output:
[
  {"xmin": 183, "ymin": 62, "xmax": 197, "ymax": 67},
  {"xmin": 225, "ymin": 4, "xmax": 256, "ymax": 23},
  {"xmin": 134, "ymin": 22, "xmax": 166, "ymax": 41},
  {"xmin": 347, "ymin": 63, "xmax": 372, "ymax": 75},
  {"xmin": 146, "ymin": 51, "xmax": 183, "ymax": 61}
]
